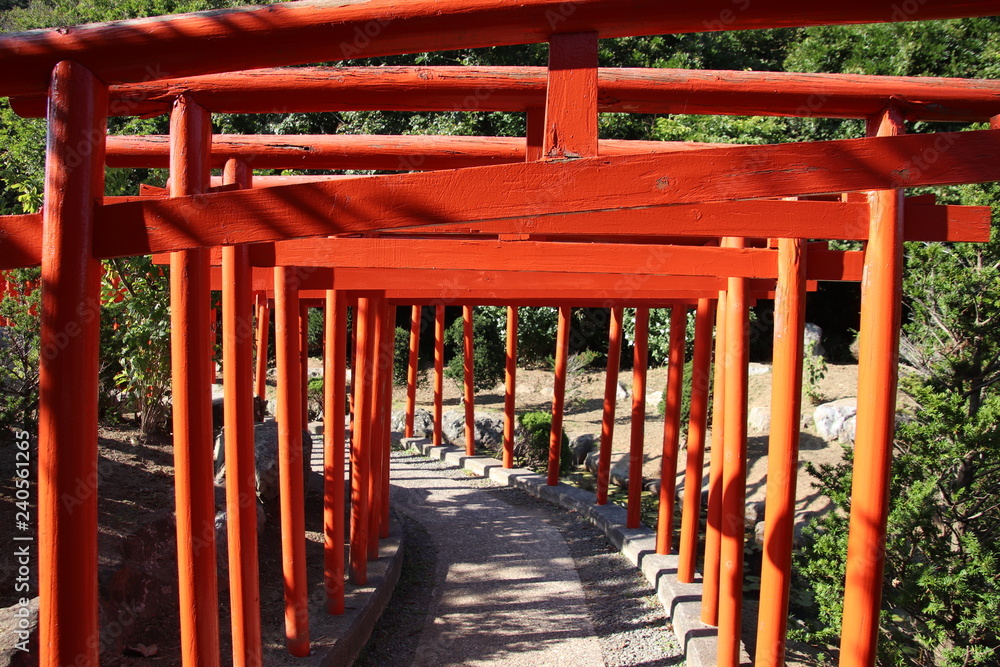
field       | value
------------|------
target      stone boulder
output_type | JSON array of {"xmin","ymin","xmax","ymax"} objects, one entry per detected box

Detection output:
[
  {"xmin": 616, "ymin": 382, "xmax": 630, "ymax": 402},
  {"xmin": 441, "ymin": 410, "xmax": 504, "ymax": 453},
  {"xmin": 214, "ymin": 420, "xmax": 313, "ymax": 502},
  {"xmin": 813, "ymin": 398, "xmax": 857, "ymax": 441},
  {"xmin": 804, "ymin": 323, "xmax": 826, "ymax": 358},
  {"xmin": 390, "ymin": 407, "xmax": 434, "ymax": 439},
  {"xmin": 0, "ymin": 597, "xmax": 37, "ymax": 666},
  {"xmin": 211, "ymin": 395, "xmax": 267, "ymax": 432},
  {"xmin": 748, "ymin": 406, "xmax": 770, "ymax": 433},
  {"xmin": 570, "ymin": 434, "xmax": 596, "ymax": 465}
]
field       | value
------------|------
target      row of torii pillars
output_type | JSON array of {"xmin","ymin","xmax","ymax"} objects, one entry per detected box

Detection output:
[{"xmin": 2, "ymin": 26, "xmax": 997, "ymax": 667}]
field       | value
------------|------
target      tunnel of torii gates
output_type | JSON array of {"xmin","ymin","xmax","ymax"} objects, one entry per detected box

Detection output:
[{"xmin": 1, "ymin": 2, "xmax": 1000, "ymax": 666}]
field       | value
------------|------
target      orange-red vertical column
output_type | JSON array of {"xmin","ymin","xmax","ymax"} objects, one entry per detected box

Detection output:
[
  {"xmin": 380, "ymin": 302, "xmax": 393, "ymax": 540},
  {"xmin": 701, "ymin": 288, "xmax": 728, "ymax": 625},
  {"xmin": 657, "ymin": 305, "xmax": 688, "ymax": 554},
  {"xmin": 678, "ymin": 298, "xmax": 716, "ymax": 583},
  {"xmin": 548, "ymin": 305, "xmax": 572, "ymax": 485},
  {"xmin": 221, "ymin": 159, "xmax": 262, "ymax": 667},
  {"xmin": 274, "ymin": 266, "xmax": 309, "ymax": 656},
  {"xmin": 755, "ymin": 238, "xmax": 807, "ymax": 666},
  {"xmin": 367, "ymin": 298, "xmax": 386, "ymax": 560},
  {"xmin": 432, "ymin": 304, "xmax": 445, "ymax": 447},
  {"xmin": 404, "ymin": 305, "xmax": 420, "ymax": 438},
  {"xmin": 839, "ymin": 109, "xmax": 906, "ymax": 667},
  {"xmin": 168, "ymin": 94, "xmax": 221, "ymax": 667},
  {"xmin": 502, "ymin": 306, "xmax": 519, "ymax": 468},
  {"xmin": 597, "ymin": 305, "xmax": 624, "ymax": 505},
  {"xmin": 628, "ymin": 307, "xmax": 650, "ymax": 529},
  {"xmin": 350, "ymin": 297, "xmax": 372, "ymax": 584},
  {"xmin": 38, "ymin": 60, "xmax": 107, "ymax": 667},
  {"xmin": 718, "ymin": 239, "xmax": 750, "ymax": 667},
  {"xmin": 324, "ymin": 289, "xmax": 347, "ymax": 614},
  {"xmin": 255, "ymin": 292, "xmax": 270, "ymax": 407},
  {"xmin": 300, "ymin": 302, "xmax": 310, "ymax": 426},
  {"xmin": 462, "ymin": 305, "xmax": 475, "ymax": 455}
]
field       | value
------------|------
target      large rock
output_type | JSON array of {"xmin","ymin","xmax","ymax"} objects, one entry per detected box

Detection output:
[
  {"xmin": 570, "ymin": 434, "xmax": 596, "ymax": 465},
  {"xmin": 441, "ymin": 410, "xmax": 504, "ymax": 453},
  {"xmin": 748, "ymin": 406, "xmax": 770, "ymax": 433},
  {"xmin": 214, "ymin": 420, "xmax": 313, "ymax": 502},
  {"xmin": 390, "ymin": 407, "xmax": 434, "ymax": 439},
  {"xmin": 839, "ymin": 415, "xmax": 857, "ymax": 444},
  {"xmin": 804, "ymin": 322, "xmax": 826, "ymax": 358},
  {"xmin": 616, "ymin": 381, "xmax": 630, "ymax": 402},
  {"xmin": 211, "ymin": 395, "xmax": 267, "ymax": 432},
  {"xmin": 813, "ymin": 398, "xmax": 857, "ymax": 441},
  {"xmin": 0, "ymin": 597, "xmax": 37, "ymax": 666}
]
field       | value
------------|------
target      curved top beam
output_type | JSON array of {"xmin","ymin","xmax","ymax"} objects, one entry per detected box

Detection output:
[
  {"xmin": 13, "ymin": 65, "xmax": 1000, "ymax": 121},
  {"xmin": 0, "ymin": 0, "xmax": 996, "ymax": 97}
]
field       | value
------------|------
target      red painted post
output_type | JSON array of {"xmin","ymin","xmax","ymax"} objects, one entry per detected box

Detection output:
[
  {"xmin": 548, "ymin": 305, "xmax": 572, "ymax": 485},
  {"xmin": 755, "ymin": 238, "xmax": 807, "ymax": 666},
  {"xmin": 433, "ymin": 304, "xmax": 445, "ymax": 447},
  {"xmin": 349, "ymin": 297, "xmax": 372, "ymax": 584},
  {"xmin": 255, "ymin": 292, "xmax": 270, "ymax": 405},
  {"xmin": 37, "ymin": 60, "xmax": 106, "ymax": 667},
  {"xmin": 502, "ymin": 306, "xmax": 518, "ymax": 468},
  {"xmin": 839, "ymin": 108, "xmax": 906, "ymax": 667},
  {"xmin": 324, "ymin": 289, "xmax": 347, "ymax": 615},
  {"xmin": 274, "ymin": 265, "xmax": 309, "ymax": 656},
  {"xmin": 349, "ymin": 304, "xmax": 357, "ymax": 435},
  {"xmin": 677, "ymin": 298, "xmax": 716, "ymax": 583},
  {"xmin": 628, "ymin": 307, "xmax": 650, "ymax": 529},
  {"xmin": 367, "ymin": 298, "xmax": 386, "ymax": 560},
  {"xmin": 300, "ymin": 302, "xmax": 310, "ymax": 426},
  {"xmin": 657, "ymin": 305, "xmax": 688, "ymax": 554},
  {"xmin": 718, "ymin": 238, "xmax": 750, "ymax": 667},
  {"xmin": 221, "ymin": 159, "xmax": 263, "ymax": 667},
  {"xmin": 210, "ymin": 306, "xmax": 218, "ymax": 382},
  {"xmin": 597, "ymin": 305, "xmax": 624, "ymax": 505},
  {"xmin": 167, "ymin": 94, "xmax": 221, "ymax": 667},
  {"xmin": 380, "ymin": 302, "xmax": 393, "ymax": 539},
  {"xmin": 544, "ymin": 32, "xmax": 598, "ymax": 159},
  {"xmin": 701, "ymin": 288, "xmax": 728, "ymax": 626},
  {"xmin": 463, "ymin": 305, "xmax": 475, "ymax": 455},
  {"xmin": 404, "ymin": 304, "xmax": 420, "ymax": 437}
]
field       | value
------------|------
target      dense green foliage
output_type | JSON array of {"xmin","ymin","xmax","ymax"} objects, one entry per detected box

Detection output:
[
  {"xmin": 1, "ymin": 2, "xmax": 1000, "ymax": 661},
  {"xmin": 515, "ymin": 410, "xmax": 571, "ymax": 474},
  {"xmin": 443, "ymin": 310, "xmax": 506, "ymax": 391},
  {"xmin": 393, "ymin": 326, "xmax": 410, "ymax": 387}
]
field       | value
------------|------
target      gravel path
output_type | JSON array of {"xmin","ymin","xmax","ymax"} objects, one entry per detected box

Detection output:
[{"xmin": 356, "ymin": 451, "xmax": 683, "ymax": 666}]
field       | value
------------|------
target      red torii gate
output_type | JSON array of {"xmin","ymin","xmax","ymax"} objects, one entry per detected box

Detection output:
[{"xmin": 1, "ymin": 2, "xmax": 998, "ymax": 666}]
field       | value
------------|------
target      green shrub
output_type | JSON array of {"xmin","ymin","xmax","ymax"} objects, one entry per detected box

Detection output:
[
  {"xmin": 657, "ymin": 359, "xmax": 714, "ymax": 428},
  {"xmin": 393, "ymin": 326, "xmax": 410, "ymax": 387},
  {"xmin": 0, "ymin": 268, "xmax": 40, "ymax": 431},
  {"xmin": 306, "ymin": 376, "xmax": 324, "ymax": 421},
  {"xmin": 444, "ymin": 310, "xmax": 505, "ymax": 391},
  {"xmin": 515, "ymin": 410, "xmax": 573, "ymax": 475}
]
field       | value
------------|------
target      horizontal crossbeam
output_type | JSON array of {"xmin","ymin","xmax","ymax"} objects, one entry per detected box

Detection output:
[{"xmin": 1, "ymin": 0, "xmax": 996, "ymax": 97}]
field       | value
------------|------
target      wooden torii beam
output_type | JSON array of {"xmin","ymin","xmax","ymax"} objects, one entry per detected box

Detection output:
[
  {"xmin": 1, "ymin": 0, "xmax": 995, "ymax": 98},
  {"xmin": 12, "ymin": 65, "xmax": 1000, "ymax": 121}
]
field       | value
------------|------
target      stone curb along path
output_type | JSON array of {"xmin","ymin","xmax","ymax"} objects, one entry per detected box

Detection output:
[{"xmin": 401, "ymin": 437, "xmax": 752, "ymax": 667}]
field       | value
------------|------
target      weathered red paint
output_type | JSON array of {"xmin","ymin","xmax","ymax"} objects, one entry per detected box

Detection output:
[
  {"xmin": 628, "ymin": 307, "xmax": 649, "ymax": 529},
  {"xmin": 167, "ymin": 94, "xmax": 221, "ymax": 667},
  {"xmin": 404, "ymin": 305, "xmax": 421, "ymax": 438},
  {"xmin": 274, "ymin": 265, "xmax": 310, "ymax": 656},
  {"xmin": 597, "ymin": 306, "xmax": 624, "ymax": 505},
  {"xmin": 433, "ymin": 304, "xmax": 445, "ymax": 448},
  {"xmin": 657, "ymin": 305, "xmax": 688, "ymax": 555},
  {"xmin": 463, "ymin": 305, "xmax": 476, "ymax": 456},
  {"xmin": 367, "ymin": 299, "xmax": 386, "ymax": 560},
  {"xmin": 221, "ymin": 159, "xmax": 263, "ymax": 667},
  {"xmin": 254, "ymin": 292, "xmax": 269, "ymax": 403},
  {"xmin": 350, "ymin": 297, "xmax": 372, "ymax": 584},
  {"xmin": 324, "ymin": 289, "xmax": 347, "ymax": 615},
  {"xmin": 840, "ymin": 108, "xmax": 907, "ymax": 667},
  {"xmin": 502, "ymin": 306, "xmax": 518, "ymax": 468},
  {"xmin": 548, "ymin": 305, "xmax": 572, "ymax": 485},
  {"xmin": 300, "ymin": 302, "xmax": 310, "ymax": 427},
  {"xmin": 37, "ymin": 60, "xmax": 107, "ymax": 667}
]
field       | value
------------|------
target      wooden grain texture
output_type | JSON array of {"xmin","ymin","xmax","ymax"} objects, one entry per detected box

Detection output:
[
  {"xmin": 1, "ymin": 0, "xmax": 996, "ymax": 97},
  {"xmin": 13, "ymin": 65, "xmax": 1000, "ymax": 121},
  {"xmin": 88, "ymin": 128, "xmax": 1000, "ymax": 255}
]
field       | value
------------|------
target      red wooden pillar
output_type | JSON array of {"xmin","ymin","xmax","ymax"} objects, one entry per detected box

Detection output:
[
  {"xmin": 300, "ymin": 302, "xmax": 310, "ymax": 426},
  {"xmin": 701, "ymin": 288, "xmax": 728, "ymax": 626},
  {"xmin": 210, "ymin": 306, "xmax": 218, "ymax": 382},
  {"xmin": 274, "ymin": 266, "xmax": 309, "ymax": 656},
  {"xmin": 254, "ymin": 292, "xmax": 270, "ymax": 406},
  {"xmin": 839, "ymin": 108, "xmax": 906, "ymax": 667},
  {"xmin": 755, "ymin": 238, "xmax": 807, "ymax": 666},
  {"xmin": 367, "ymin": 298, "xmax": 387, "ymax": 560},
  {"xmin": 718, "ymin": 239, "xmax": 750, "ymax": 667},
  {"xmin": 597, "ymin": 305, "xmax": 624, "ymax": 505},
  {"xmin": 657, "ymin": 305, "xmax": 688, "ymax": 554},
  {"xmin": 678, "ymin": 298, "xmax": 716, "ymax": 583},
  {"xmin": 502, "ymin": 306, "xmax": 519, "ymax": 468},
  {"xmin": 404, "ymin": 305, "xmax": 420, "ymax": 437},
  {"xmin": 462, "ymin": 305, "xmax": 475, "ymax": 455},
  {"xmin": 350, "ymin": 297, "xmax": 373, "ymax": 584},
  {"xmin": 349, "ymin": 304, "xmax": 357, "ymax": 435},
  {"xmin": 37, "ymin": 60, "xmax": 107, "ymax": 667},
  {"xmin": 628, "ymin": 307, "xmax": 650, "ymax": 529},
  {"xmin": 221, "ymin": 159, "xmax": 262, "ymax": 667},
  {"xmin": 324, "ymin": 289, "xmax": 347, "ymax": 615},
  {"xmin": 168, "ymin": 94, "xmax": 221, "ymax": 667},
  {"xmin": 547, "ymin": 305, "xmax": 572, "ymax": 485},
  {"xmin": 432, "ymin": 304, "xmax": 445, "ymax": 447},
  {"xmin": 380, "ymin": 303, "xmax": 393, "ymax": 540}
]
